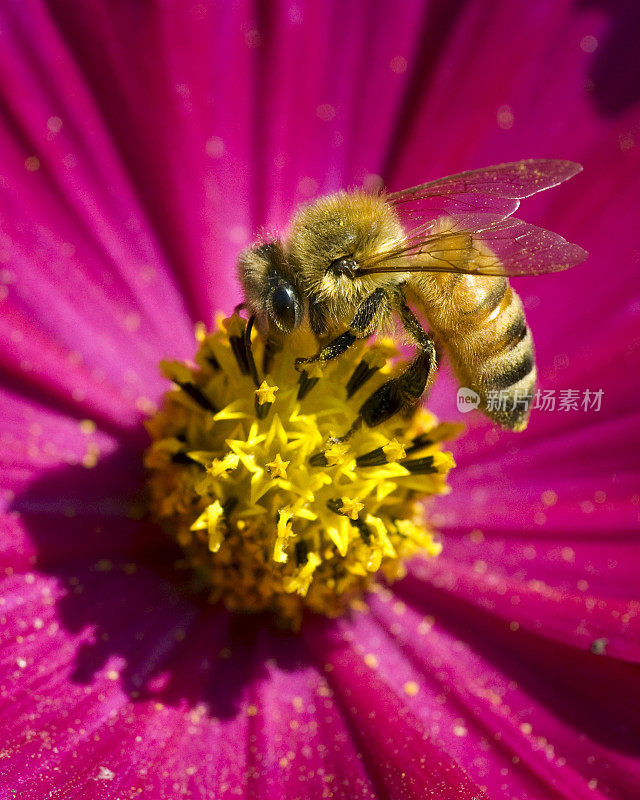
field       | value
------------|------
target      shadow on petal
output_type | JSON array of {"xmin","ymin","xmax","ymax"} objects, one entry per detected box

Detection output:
[{"xmin": 11, "ymin": 432, "xmax": 311, "ymax": 719}]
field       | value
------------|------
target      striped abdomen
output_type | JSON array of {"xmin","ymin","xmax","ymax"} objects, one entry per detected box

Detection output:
[{"xmin": 410, "ymin": 273, "xmax": 536, "ymax": 430}]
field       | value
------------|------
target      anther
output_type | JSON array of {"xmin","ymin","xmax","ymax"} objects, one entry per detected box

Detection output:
[
  {"xmin": 355, "ymin": 438, "xmax": 405, "ymax": 467},
  {"xmin": 294, "ymin": 539, "xmax": 309, "ymax": 566},
  {"xmin": 244, "ymin": 315, "xmax": 261, "ymax": 387},
  {"xmin": 405, "ymin": 432, "xmax": 434, "ymax": 454},
  {"xmin": 297, "ymin": 369, "xmax": 319, "ymax": 400},
  {"xmin": 326, "ymin": 499, "xmax": 371, "ymax": 543},
  {"xmin": 171, "ymin": 451, "xmax": 204, "ymax": 466},
  {"xmin": 309, "ymin": 451, "xmax": 328, "ymax": 467},
  {"xmin": 345, "ymin": 350, "xmax": 386, "ymax": 398},
  {"xmin": 351, "ymin": 516, "xmax": 371, "ymax": 544},
  {"xmin": 255, "ymin": 380, "xmax": 278, "ymax": 419},
  {"xmin": 326, "ymin": 498, "xmax": 343, "ymax": 514},
  {"xmin": 356, "ymin": 447, "xmax": 387, "ymax": 467},
  {"xmin": 176, "ymin": 381, "xmax": 218, "ymax": 412},
  {"xmin": 255, "ymin": 400, "xmax": 272, "ymax": 419},
  {"xmin": 223, "ymin": 313, "xmax": 252, "ymax": 375},
  {"xmin": 230, "ymin": 334, "xmax": 251, "ymax": 375},
  {"xmin": 222, "ymin": 497, "xmax": 238, "ymax": 517},
  {"xmin": 399, "ymin": 455, "xmax": 437, "ymax": 474},
  {"xmin": 327, "ymin": 416, "xmax": 362, "ymax": 446},
  {"xmin": 346, "ymin": 361, "xmax": 375, "ymax": 398}
]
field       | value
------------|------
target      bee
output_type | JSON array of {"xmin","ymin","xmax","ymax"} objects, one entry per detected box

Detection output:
[{"xmin": 238, "ymin": 160, "xmax": 587, "ymax": 430}]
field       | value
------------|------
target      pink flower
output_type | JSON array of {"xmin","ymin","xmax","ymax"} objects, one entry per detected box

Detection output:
[{"xmin": 1, "ymin": 2, "xmax": 639, "ymax": 798}]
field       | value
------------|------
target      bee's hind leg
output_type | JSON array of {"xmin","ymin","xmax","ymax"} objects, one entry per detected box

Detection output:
[
  {"xmin": 358, "ymin": 298, "xmax": 437, "ymax": 428},
  {"xmin": 294, "ymin": 288, "xmax": 387, "ymax": 370}
]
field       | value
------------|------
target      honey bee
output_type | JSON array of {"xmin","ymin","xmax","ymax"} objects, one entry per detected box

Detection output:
[{"xmin": 238, "ymin": 160, "xmax": 587, "ymax": 430}]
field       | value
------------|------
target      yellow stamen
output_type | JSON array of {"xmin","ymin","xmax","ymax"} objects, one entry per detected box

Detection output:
[
  {"xmin": 221, "ymin": 312, "xmax": 245, "ymax": 338},
  {"xmin": 266, "ymin": 453, "xmax": 290, "ymax": 479},
  {"xmin": 323, "ymin": 441, "xmax": 349, "ymax": 466},
  {"xmin": 273, "ymin": 508, "xmax": 294, "ymax": 564},
  {"xmin": 145, "ymin": 318, "xmax": 460, "ymax": 626},
  {"xmin": 190, "ymin": 500, "xmax": 225, "ymax": 553},
  {"xmin": 194, "ymin": 321, "xmax": 207, "ymax": 343},
  {"xmin": 339, "ymin": 496, "xmax": 364, "ymax": 520},
  {"xmin": 255, "ymin": 380, "xmax": 278, "ymax": 405},
  {"xmin": 382, "ymin": 438, "xmax": 406, "ymax": 462}
]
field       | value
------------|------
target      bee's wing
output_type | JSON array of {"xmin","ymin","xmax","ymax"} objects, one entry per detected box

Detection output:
[
  {"xmin": 357, "ymin": 217, "xmax": 588, "ymax": 277},
  {"xmin": 386, "ymin": 159, "xmax": 582, "ymax": 228}
]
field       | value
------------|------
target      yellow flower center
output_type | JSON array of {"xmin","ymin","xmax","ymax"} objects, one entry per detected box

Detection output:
[{"xmin": 145, "ymin": 313, "xmax": 461, "ymax": 626}]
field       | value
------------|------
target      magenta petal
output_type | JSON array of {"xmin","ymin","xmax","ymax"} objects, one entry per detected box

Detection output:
[
  {"xmin": 352, "ymin": 593, "xmax": 640, "ymax": 800},
  {"xmin": 0, "ymin": 0, "xmax": 199, "ymax": 419},
  {"xmin": 1, "ymin": 1, "xmax": 640, "ymax": 798},
  {"xmin": 16, "ymin": 0, "xmax": 258, "ymax": 322},
  {"xmin": 237, "ymin": 631, "xmax": 381, "ymax": 798},
  {"xmin": 406, "ymin": 554, "xmax": 640, "ymax": 663},
  {"xmin": 305, "ymin": 617, "xmax": 487, "ymax": 799}
]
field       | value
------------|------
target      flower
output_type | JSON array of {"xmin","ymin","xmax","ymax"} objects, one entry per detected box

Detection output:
[
  {"xmin": 146, "ymin": 315, "xmax": 453, "ymax": 624},
  {"xmin": 1, "ymin": 2, "xmax": 640, "ymax": 799}
]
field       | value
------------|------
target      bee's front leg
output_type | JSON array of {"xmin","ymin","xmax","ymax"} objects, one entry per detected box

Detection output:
[{"xmin": 294, "ymin": 288, "xmax": 388, "ymax": 370}]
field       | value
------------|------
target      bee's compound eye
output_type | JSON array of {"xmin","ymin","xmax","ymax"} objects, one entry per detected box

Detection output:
[{"xmin": 269, "ymin": 281, "xmax": 300, "ymax": 334}]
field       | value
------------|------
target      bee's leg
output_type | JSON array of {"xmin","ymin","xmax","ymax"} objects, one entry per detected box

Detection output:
[
  {"xmin": 359, "ymin": 300, "xmax": 437, "ymax": 428},
  {"xmin": 294, "ymin": 288, "xmax": 387, "ymax": 370}
]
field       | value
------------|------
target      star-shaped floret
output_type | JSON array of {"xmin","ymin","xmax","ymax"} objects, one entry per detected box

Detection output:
[
  {"xmin": 266, "ymin": 453, "xmax": 290, "ymax": 479},
  {"xmin": 324, "ymin": 441, "xmax": 350, "ymax": 466},
  {"xmin": 382, "ymin": 438, "xmax": 406, "ymax": 462},
  {"xmin": 255, "ymin": 380, "xmax": 279, "ymax": 406},
  {"xmin": 339, "ymin": 496, "xmax": 365, "ymax": 520},
  {"xmin": 221, "ymin": 312, "xmax": 245, "ymax": 338}
]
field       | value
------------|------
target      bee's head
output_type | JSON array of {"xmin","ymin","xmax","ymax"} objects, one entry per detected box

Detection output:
[
  {"xmin": 237, "ymin": 240, "xmax": 303, "ymax": 336},
  {"xmin": 286, "ymin": 190, "xmax": 406, "ymax": 317}
]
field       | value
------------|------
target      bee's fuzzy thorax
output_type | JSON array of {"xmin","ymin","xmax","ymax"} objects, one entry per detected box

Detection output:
[{"xmin": 286, "ymin": 190, "xmax": 408, "ymax": 332}]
